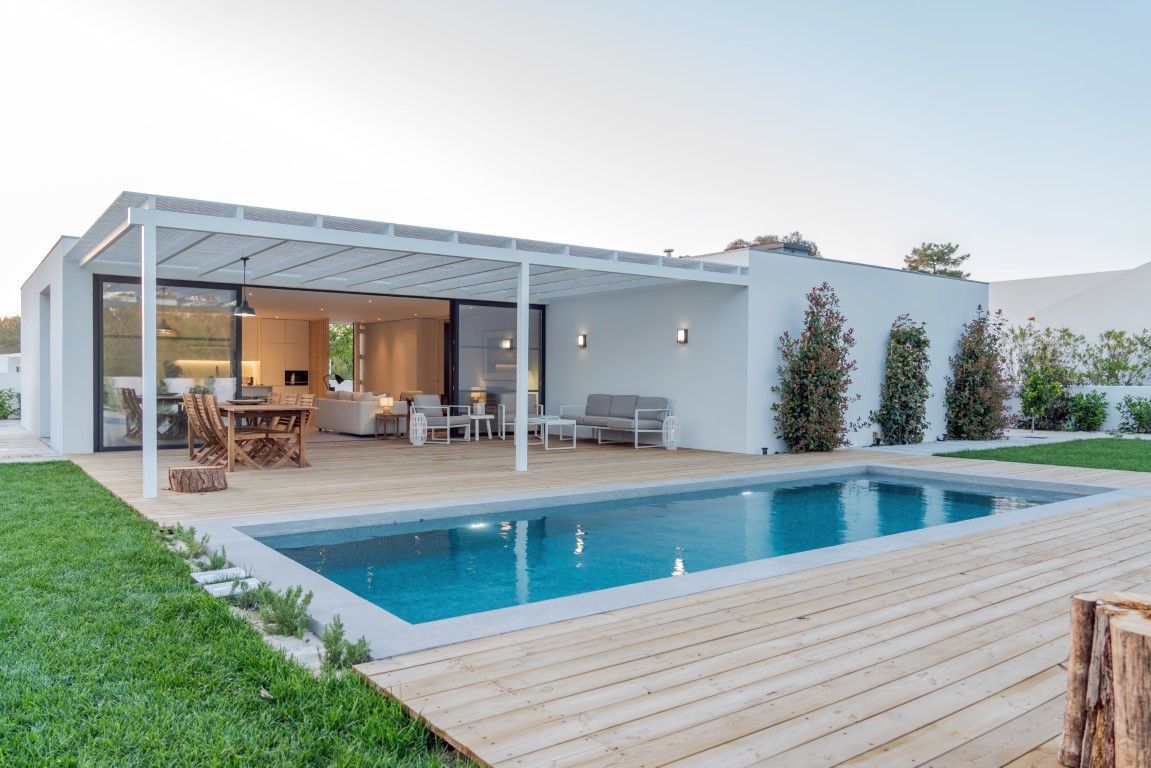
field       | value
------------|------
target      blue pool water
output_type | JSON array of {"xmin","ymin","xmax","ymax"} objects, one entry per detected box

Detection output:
[{"xmin": 255, "ymin": 473, "xmax": 1079, "ymax": 624}]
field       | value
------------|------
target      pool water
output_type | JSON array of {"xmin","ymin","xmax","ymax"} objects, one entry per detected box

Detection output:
[{"xmin": 256, "ymin": 474, "xmax": 1078, "ymax": 624}]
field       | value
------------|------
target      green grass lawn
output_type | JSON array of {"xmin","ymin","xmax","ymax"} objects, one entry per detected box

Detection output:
[
  {"xmin": 0, "ymin": 461, "xmax": 463, "ymax": 767},
  {"xmin": 938, "ymin": 437, "xmax": 1151, "ymax": 472}
]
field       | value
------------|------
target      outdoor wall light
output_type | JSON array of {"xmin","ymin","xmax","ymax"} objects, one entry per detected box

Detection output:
[
  {"xmin": 676, "ymin": 328, "xmax": 689, "ymax": 344},
  {"xmin": 500, "ymin": 338, "xmax": 513, "ymax": 350},
  {"xmin": 577, "ymin": 333, "xmax": 587, "ymax": 349}
]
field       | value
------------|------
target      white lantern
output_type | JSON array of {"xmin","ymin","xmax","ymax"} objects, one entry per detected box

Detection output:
[
  {"xmin": 662, "ymin": 415, "xmax": 680, "ymax": 451},
  {"xmin": 409, "ymin": 412, "xmax": 428, "ymax": 446}
]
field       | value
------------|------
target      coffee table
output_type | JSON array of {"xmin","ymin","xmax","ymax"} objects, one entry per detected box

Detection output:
[{"xmin": 527, "ymin": 416, "xmax": 577, "ymax": 450}]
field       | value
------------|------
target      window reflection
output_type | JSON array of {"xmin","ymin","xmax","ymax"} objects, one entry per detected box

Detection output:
[{"xmin": 99, "ymin": 280, "xmax": 238, "ymax": 449}]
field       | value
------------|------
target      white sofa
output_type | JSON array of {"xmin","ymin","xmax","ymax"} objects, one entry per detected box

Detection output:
[{"xmin": 316, "ymin": 391, "xmax": 379, "ymax": 435}]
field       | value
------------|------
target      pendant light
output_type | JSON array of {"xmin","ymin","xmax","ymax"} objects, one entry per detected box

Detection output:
[{"xmin": 234, "ymin": 256, "xmax": 257, "ymax": 317}]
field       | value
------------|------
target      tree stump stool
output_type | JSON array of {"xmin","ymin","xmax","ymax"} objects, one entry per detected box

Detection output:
[
  {"xmin": 1059, "ymin": 591, "xmax": 1151, "ymax": 767},
  {"xmin": 168, "ymin": 465, "xmax": 228, "ymax": 493}
]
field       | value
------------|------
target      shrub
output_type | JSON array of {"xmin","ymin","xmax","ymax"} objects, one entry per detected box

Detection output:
[
  {"xmin": 320, "ymin": 614, "xmax": 372, "ymax": 674},
  {"xmin": 872, "ymin": 315, "xmax": 931, "ymax": 445},
  {"xmin": 0, "ymin": 388, "xmax": 19, "ymax": 419},
  {"xmin": 1003, "ymin": 324, "xmax": 1085, "ymax": 389},
  {"xmin": 1067, "ymin": 390, "xmax": 1108, "ymax": 432},
  {"xmin": 1117, "ymin": 395, "xmax": 1151, "ymax": 434},
  {"xmin": 945, "ymin": 307, "xmax": 1012, "ymax": 440},
  {"xmin": 771, "ymin": 283, "xmax": 864, "ymax": 452},
  {"xmin": 257, "ymin": 585, "xmax": 313, "ymax": 637}
]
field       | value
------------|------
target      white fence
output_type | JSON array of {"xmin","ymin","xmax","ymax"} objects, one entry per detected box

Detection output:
[{"xmin": 1067, "ymin": 385, "xmax": 1151, "ymax": 431}]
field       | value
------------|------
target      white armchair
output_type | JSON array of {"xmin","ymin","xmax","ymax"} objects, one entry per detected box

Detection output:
[
  {"xmin": 411, "ymin": 395, "xmax": 471, "ymax": 444},
  {"xmin": 497, "ymin": 392, "xmax": 542, "ymax": 440}
]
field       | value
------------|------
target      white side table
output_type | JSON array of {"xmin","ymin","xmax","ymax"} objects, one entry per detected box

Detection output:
[{"xmin": 468, "ymin": 413, "xmax": 494, "ymax": 440}]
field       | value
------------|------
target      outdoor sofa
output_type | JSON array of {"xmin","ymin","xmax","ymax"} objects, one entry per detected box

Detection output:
[
  {"xmin": 559, "ymin": 394, "xmax": 672, "ymax": 448},
  {"xmin": 315, "ymin": 390, "xmax": 379, "ymax": 435}
]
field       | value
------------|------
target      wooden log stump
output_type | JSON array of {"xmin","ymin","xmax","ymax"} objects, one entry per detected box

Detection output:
[
  {"xmin": 1059, "ymin": 592, "xmax": 1151, "ymax": 768},
  {"xmin": 168, "ymin": 465, "xmax": 227, "ymax": 493}
]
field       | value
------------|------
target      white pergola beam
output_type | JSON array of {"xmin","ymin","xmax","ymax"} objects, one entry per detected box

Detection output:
[
  {"xmin": 125, "ymin": 208, "xmax": 748, "ymax": 287},
  {"xmin": 514, "ymin": 260, "xmax": 529, "ymax": 472},
  {"xmin": 247, "ymin": 245, "xmax": 356, "ymax": 280},
  {"xmin": 78, "ymin": 218, "xmax": 134, "ymax": 267}
]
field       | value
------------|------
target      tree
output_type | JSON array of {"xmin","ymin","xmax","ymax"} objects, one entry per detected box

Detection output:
[
  {"xmin": 725, "ymin": 232, "xmax": 820, "ymax": 257},
  {"xmin": 902, "ymin": 242, "xmax": 971, "ymax": 279},
  {"xmin": 0, "ymin": 315, "xmax": 18, "ymax": 353},
  {"xmin": 944, "ymin": 307, "xmax": 1012, "ymax": 439},
  {"xmin": 771, "ymin": 282, "xmax": 863, "ymax": 452},
  {"xmin": 872, "ymin": 315, "xmax": 931, "ymax": 445},
  {"xmin": 328, "ymin": 322, "xmax": 354, "ymax": 381}
]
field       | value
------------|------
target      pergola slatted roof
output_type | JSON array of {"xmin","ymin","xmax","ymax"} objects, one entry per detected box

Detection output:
[{"xmin": 71, "ymin": 192, "xmax": 749, "ymax": 302}]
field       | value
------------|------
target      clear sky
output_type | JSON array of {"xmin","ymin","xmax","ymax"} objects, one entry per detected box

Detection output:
[{"xmin": 2, "ymin": 0, "xmax": 1148, "ymax": 316}]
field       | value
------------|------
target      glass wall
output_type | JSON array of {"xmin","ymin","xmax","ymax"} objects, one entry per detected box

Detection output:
[
  {"xmin": 97, "ymin": 279, "xmax": 239, "ymax": 450},
  {"xmin": 453, "ymin": 302, "xmax": 544, "ymax": 413}
]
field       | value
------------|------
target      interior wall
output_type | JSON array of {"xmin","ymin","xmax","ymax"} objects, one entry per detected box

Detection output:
[
  {"xmin": 746, "ymin": 250, "xmax": 989, "ymax": 454},
  {"xmin": 361, "ymin": 318, "xmax": 445, "ymax": 396},
  {"xmin": 545, "ymin": 282, "xmax": 750, "ymax": 452}
]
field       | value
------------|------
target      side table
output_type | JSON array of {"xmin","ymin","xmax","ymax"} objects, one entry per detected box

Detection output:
[{"xmin": 375, "ymin": 412, "xmax": 406, "ymax": 439}]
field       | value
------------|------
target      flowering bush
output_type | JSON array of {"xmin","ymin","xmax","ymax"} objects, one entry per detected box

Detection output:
[
  {"xmin": 872, "ymin": 315, "xmax": 931, "ymax": 445},
  {"xmin": 945, "ymin": 308, "xmax": 1012, "ymax": 440},
  {"xmin": 772, "ymin": 283, "xmax": 864, "ymax": 452}
]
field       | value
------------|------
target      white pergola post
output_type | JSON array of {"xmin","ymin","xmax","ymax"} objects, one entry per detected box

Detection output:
[
  {"xmin": 514, "ymin": 260, "xmax": 529, "ymax": 472},
  {"xmin": 141, "ymin": 223, "xmax": 158, "ymax": 499}
]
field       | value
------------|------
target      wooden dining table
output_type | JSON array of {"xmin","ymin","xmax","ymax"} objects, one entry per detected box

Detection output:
[{"xmin": 215, "ymin": 403, "xmax": 316, "ymax": 472}]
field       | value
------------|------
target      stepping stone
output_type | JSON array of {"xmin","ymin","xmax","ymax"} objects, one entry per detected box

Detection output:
[
  {"xmin": 192, "ymin": 567, "xmax": 248, "ymax": 585},
  {"xmin": 203, "ymin": 578, "xmax": 260, "ymax": 598}
]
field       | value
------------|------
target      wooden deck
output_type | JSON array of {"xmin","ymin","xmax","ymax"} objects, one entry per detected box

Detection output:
[{"xmin": 69, "ymin": 438, "xmax": 1151, "ymax": 766}]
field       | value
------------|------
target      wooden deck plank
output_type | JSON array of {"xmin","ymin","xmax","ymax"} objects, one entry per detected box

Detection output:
[{"xmin": 67, "ymin": 439, "xmax": 1151, "ymax": 766}]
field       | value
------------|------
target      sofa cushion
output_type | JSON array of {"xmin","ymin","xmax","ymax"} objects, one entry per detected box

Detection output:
[
  {"xmin": 426, "ymin": 414, "xmax": 470, "ymax": 428},
  {"xmin": 585, "ymin": 394, "xmax": 612, "ymax": 417},
  {"xmin": 577, "ymin": 415, "xmax": 615, "ymax": 428},
  {"xmin": 335, "ymin": 390, "xmax": 354, "ymax": 401},
  {"xmin": 609, "ymin": 395, "xmax": 639, "ymax": 418},
  {"xmin": 353, "ymin": 391, "xmax": 376, "ymax": 402},
  {"xmin": 599, "ymin": 417, "xmax": 664, "ymax": 431},
  {"xmin": 635, "ymin": 396, "xmax": 669, "ymax": 420}
]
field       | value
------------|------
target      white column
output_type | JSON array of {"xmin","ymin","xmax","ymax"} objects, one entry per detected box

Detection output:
[
  {"xmin": 141, "ymin": 223, "xmax": 158, "ymax": 499},
  {"xmin": 514, "ymin": 260, "xmax": 529, "ymax": 472}
]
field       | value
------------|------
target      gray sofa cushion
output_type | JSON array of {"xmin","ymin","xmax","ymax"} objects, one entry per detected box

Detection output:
[
  {"xmin": 577, "ymin": 415, "xmax": 615, "ymax": 428},
  {"xmin": 635, "ymin": 396, "xmax": 670, "ymax": 421},
  {"xmin": 585, "ymin": 394, "xmax": 613, "ymax": 417},
  {"xmin": 601, "ymin": 417, "xmax": 663, "ymax": 431},
  {"xmin": 426, "ymin": 415, "xmax": 470, "ymax": 428},
  {"xmin": 609, "ymin": 395, "xmax": 638, "ymax": 418}
]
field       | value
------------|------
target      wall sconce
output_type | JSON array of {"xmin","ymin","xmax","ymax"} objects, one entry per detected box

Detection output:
[
  {"xmin": 676, "ymin": 328, "xmax": 689, "ymax": 344},
  {"xmin": 577, "ymin": 333, "xmax": 587, "ymax": 349},
  {"xmin": 500, "ymin": 338, "xmax": 513, "ymax": 350}
]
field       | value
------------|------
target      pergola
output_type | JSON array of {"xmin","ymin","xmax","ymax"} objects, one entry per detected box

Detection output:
[{"xmin": 71, "ymin": 192, "xmax": 749, "ymax": 498}]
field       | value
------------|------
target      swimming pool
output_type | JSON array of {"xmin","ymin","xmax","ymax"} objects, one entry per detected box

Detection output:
[{"xmin": 254, "ymin": 471, "xmax": 1080, "ymax": 624}]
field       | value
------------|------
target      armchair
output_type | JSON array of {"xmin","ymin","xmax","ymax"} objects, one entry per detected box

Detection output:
[
  {"xmin": 411, "ymin": 394, "xmax": 471, "ymax": 444},
  {"xmin": 497, "ymin": 392, "xmax": 542, "ymax": 440}
]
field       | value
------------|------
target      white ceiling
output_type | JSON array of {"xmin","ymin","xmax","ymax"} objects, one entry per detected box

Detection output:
[{"xmin": 245, "ymin": 287, "xmax": 449, "ymax": 323}]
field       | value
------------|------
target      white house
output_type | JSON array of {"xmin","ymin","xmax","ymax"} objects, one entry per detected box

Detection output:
[
  {"xmin": 21, "ymin": 192, "xmax": 986, "ymax": 495},
  {"xmin": 0, "ymin": 352, "xmax": 19, "ymax": 401},
  {"xmin": 990, "ymin": 260, "xmax": 1151, "ymax": 336}
]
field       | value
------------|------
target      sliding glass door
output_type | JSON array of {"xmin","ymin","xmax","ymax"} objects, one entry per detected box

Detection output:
[
  {"xmin": 95, "ymin": 277, "xmax": 239, "ymax": 450},
  {"xmin": 452, "ymin": 302, "xmax": 544, "ymax": 413}
]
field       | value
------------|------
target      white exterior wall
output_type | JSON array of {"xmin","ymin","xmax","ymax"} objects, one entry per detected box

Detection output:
[
  {"xmin": 545, "ymin": 282, "xmax": 749, "ymax": 452},
  {"xmin": 746, "ymin": 251, "xmax": 988, "ymax": 454},
  {"xmin": 20, "ymin": 236, "xmax": 91, "ymax": 452},
  {"xmin": 990, "ymin": 262, "xmax": 1150, "ymax": 337},
  {"xmin": 0, "ymin": 354, "xmax": 19, "ymax": 397}
]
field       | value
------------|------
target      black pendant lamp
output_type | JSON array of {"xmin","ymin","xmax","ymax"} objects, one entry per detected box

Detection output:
[{"xmin": 234, "ymin": 256, "xmax": 257, "ymax": 317}]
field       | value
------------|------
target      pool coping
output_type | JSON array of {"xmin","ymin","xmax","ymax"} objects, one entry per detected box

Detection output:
[{"xmin": 199, "ymin": 462, "xmax": 1147, "ymax": 659}]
